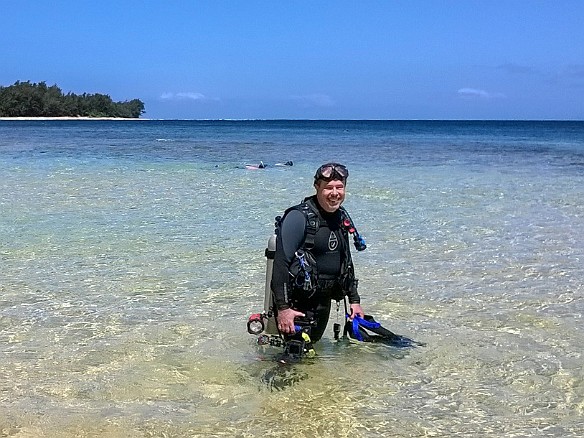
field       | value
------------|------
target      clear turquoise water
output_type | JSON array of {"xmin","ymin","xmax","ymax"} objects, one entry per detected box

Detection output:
[{"xmin": 1, "ymin": 120, "xmax": 583, "ymax": 437}]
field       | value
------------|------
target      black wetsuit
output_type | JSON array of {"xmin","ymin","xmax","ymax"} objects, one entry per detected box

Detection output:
[{"xmin": 271, "ymin": 196, "xmax": 360, "ymax": 342}]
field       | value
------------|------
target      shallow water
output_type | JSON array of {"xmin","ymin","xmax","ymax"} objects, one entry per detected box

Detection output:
[{"xmin": 1, "ymin": 120, "xmax": 583, "ymax": 437}]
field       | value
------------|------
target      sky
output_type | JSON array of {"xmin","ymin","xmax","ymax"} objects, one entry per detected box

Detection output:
[{"xmin": 2, "ymin": 1, "xmax": 584, "ymax": 120}]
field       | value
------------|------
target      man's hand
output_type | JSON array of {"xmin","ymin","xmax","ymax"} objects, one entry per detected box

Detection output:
[
  {"xmin": 349, "ymin": 303, "xmax": 364, "ymax": 320},
  {"xmin": 276, "ymin": 308, "xmax": 305, "ymax": 334}
]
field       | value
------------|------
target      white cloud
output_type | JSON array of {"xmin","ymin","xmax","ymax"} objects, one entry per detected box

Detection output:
[
  {"xmin": 457, "ymin": 88, "xmax": 506, "ymax": 99},
  {"xmin": 290, "ymin": 93, "xmax": 335, "ymax": 107},
  {"xmin": 160, "ymin": 92, "xmax": 218, "ymax": 102}
]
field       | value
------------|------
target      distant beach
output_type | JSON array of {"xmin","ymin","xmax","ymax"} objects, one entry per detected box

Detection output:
[{"xmin": 0, "ymin": 116, "xmax": 146, "ymax": 121}]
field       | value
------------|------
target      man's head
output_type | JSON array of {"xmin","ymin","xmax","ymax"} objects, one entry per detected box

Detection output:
[{"xmin": 313, "ymin": 162, "xmax": 348, "ymax": 213}]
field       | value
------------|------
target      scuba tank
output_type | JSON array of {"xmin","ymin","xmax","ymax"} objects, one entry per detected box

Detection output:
[
  {"xmin": 247, "ymin": 232, "xmax": 279, "ymax": 336},
  {"xmin": 248, "ymin": 225, "xmax": 317, "ymax": 362},
  {"xmin": 262, "ymin": 233, "xmax": 279, "ymax": 335}
]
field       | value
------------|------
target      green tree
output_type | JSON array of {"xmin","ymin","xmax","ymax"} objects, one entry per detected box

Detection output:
[
  {"xmin": 86, "ymin": 93, "xmax": 114, "ymax": 117},
  {"xmin": 126, "ymin": 99, "xmax": 145, "ymax": 118},
  {"xmin": 42, "ymin": 84, "xmax": 65, "ymax": 116},
  {"xmin": 0, "ymin": 80, "xmax": 145, "ymax": 118}
]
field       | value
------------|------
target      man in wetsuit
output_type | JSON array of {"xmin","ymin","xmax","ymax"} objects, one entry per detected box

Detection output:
[{"xmin": 271, "ymin": 162, "xmax": 364, "ymax": 343}]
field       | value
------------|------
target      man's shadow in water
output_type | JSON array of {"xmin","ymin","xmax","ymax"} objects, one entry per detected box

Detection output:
[
  {"xmin": 253, "ymin": 332, "xmax": 425, "ymax": 391},
  {"xmin": 260, "ymin": 361, "xmax": 310, "ymax": 391}
]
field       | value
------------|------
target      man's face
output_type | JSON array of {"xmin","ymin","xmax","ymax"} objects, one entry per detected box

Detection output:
[{"xmin": 315, "ymin": 179, "xmax": 346, "ymax": 213}]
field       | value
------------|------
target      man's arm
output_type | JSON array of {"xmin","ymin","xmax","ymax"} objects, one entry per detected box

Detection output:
[{"xmin": 270, "ymin": 209, "xmax": 306, "ymax": 310}]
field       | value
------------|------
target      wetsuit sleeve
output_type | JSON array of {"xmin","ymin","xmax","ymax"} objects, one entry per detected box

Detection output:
[
  {"xmin": 344, "ymin": 248, "xmax": 361, "ymax": 304},
  {"xmin": 270, "ymin": 209, "xmax": 306, "ymax": 310},
  {"xmin": 345, "ymin": 263, "xmax": 360, "ymax": 304}
]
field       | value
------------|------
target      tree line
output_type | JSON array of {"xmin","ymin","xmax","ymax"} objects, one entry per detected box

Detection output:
[{"xmin": 0, "ymin": 81, "xmax": 145, "ymax": 118}]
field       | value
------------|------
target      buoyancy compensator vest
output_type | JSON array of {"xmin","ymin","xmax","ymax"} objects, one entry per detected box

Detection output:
[{"xmin": 275, "ymin": 196, "xmax": 365, "ymax": 304}]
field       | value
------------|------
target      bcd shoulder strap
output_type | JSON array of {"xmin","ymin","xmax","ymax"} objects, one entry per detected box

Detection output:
[
  {"xmin": 275, "ymin": 198, "xmax": 321, "ymax": 250},
  {"xmin": 300, "ymin": 200, "xmax": 320, "ymax": 250}
]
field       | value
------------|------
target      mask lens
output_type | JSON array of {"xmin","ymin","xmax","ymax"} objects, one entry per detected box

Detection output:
[
  {"xmin": 319, "ymin": 165, "xmax": 334, "ymax": 179},
  {"xmin": 334, "ymin": 164, "xmax": 348, "ymax": 178}
]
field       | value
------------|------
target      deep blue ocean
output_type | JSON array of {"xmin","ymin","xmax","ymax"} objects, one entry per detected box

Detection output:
[{"xmin": 1, "ymin": 120, "xmax": 583, "ymax": 437}]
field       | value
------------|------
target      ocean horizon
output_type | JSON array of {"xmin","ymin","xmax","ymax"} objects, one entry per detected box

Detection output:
[{"xmin": 2, "ymin": 116, "xmax": 583, "ymax": 121}]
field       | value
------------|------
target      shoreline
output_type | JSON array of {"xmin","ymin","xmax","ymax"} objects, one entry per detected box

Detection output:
[
  {"xmin": 0, "ymin": 116, "xmax": 147, "ymax": 121},
  {"xmin": 1, "ymin": 117, "xmax": 581, "ymax": 122}
]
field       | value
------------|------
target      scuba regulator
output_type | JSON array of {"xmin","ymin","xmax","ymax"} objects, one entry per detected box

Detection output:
[{"xmin": 341, "ymin": 209, "xmax": 367, "ymax": 251}]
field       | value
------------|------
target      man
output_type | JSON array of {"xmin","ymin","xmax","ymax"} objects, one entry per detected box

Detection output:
[{"xmin": 270, "ymin": 162, "xmax": 365, "ymax": 343}]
